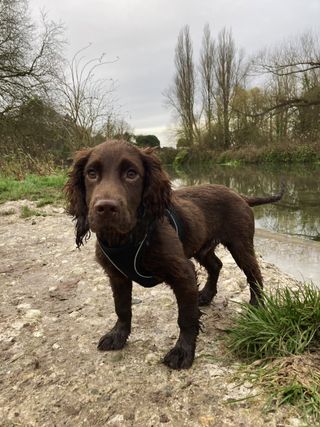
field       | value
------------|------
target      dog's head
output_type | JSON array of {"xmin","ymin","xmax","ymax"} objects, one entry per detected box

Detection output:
[{"xmin": 65, "ymin": 140, "xmax": 172, "ymax": 247}]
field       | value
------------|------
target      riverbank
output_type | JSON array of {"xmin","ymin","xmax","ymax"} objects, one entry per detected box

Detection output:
[
  {"xmin": 0, "ymin": 200, "xmax": 311, "ymax": 426},
  {"xmin": 159, "ymin": 142, "xmax": 320, "ymax": 166},
  {"xmin": 255, "ymin": 228, "xmax": 320, "ymax": 286}
]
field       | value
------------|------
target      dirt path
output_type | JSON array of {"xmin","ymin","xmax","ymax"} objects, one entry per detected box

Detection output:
[{"xmin": 0, "ymin": 201, "xmax": 303, "ymax": 427}]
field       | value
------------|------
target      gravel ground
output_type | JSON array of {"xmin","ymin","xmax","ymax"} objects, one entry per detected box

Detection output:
[{"xmin": 0, "ymin": 201, "xmax": 305, "ymax": 427}]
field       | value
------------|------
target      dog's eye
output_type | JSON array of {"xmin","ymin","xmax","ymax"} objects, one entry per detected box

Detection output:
[
  {"xmin": 87, "ymin": 169, "xmax": 97, "ymax": 179},
  {"xmin": 126, "ymin": 169, "xmax": 138, "ymax": 180}
]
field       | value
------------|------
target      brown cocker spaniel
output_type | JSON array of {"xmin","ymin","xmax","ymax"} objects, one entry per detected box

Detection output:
[{"xmin": 65, "ymin": 139, "xmax": 284, "ymax": 369}]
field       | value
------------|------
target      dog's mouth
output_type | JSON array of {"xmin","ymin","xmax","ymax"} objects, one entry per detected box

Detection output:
[{"xmin": 88, "ymin": 210, "xmax": 137, "ymax": 244}]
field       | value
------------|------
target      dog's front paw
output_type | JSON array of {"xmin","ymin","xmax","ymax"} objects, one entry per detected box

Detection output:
[
  {"xmin": 163, "ymin": 345, "xmax": 194, "ymax": 369},
  {"xmin": 97, "ymin": 330, "xmax": 128, "ymax": 351}
]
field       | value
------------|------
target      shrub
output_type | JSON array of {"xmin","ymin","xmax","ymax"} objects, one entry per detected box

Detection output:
[{"xmin": 227, "ymin": 284, "xmax": 320, "ymax": 361}]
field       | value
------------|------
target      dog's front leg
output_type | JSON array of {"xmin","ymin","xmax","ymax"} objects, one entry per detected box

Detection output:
[
  {"xmin": 164, "ymin": 260, "xmax": 200, "ymax": 369},
  {"xmin": 98, "ymin": 274, "xmax": 132, "ymax": 351}
]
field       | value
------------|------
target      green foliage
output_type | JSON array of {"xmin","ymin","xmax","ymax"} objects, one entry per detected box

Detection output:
[
  {"xmin": 216, "ymin": 142, "xmax": 320, "ymax": 164},
  {"xmin": 20, "ymin": 205, "xmax": 46, "ymax": 218},
  {"xmin": 0, "ymin": 97, "xmax": 79, "ymax": 165},
  {"xmin": 227, "ymin": 284, "xmax": 320, "ymax": 361},
  {"xmin": 173, "ymin": 148, "xmax": 190, "ymax": 168},
  {"xmin": 134, "ymin": 134, "xmax": 160, "ymax": 148},
  {"xmin": 241, "ymin": 354, "xmax": 320, "ymax": 424},
  {"xmin": 228, "ymin": 284, "xmax": 320, "ymax": 423},
  {"xmin": 157, "ymin": 147, "xmax": 178, "ymax": 164},
  {"xmin": 0, "ymin": 173, "xmax": 66, "ymax": 204}
]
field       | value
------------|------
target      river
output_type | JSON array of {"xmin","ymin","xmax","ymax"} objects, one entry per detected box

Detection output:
[{"xmin": 167, "ymin": 162, "xmax": 320, "ymax": 285}]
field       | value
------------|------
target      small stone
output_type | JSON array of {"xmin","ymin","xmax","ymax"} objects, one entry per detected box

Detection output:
[
  {"xmin": 159, "ymin": 414, "xmax": 170, "ymax": 423},
  {"xmin": 208, "ymin": 367, "xmax": 226, "ymax": 377},
  {"xmin": 33, "ymin": 330, "xmax": 44, "ymax": 338},
  {"xmin": 288, "ymin": 417, "xmax": 303, "ymax": 427},
  {"xmin": 17, "ymin": 303, "xmax": 31, "ymax": 311},
  {"xmin": 69, "ymin": 311, "xmax": 80, "ymax": 318},
  {"xmin": 199, "ymin": 415, "xmax": 215, "ymax": 426},
  {"xmin": 107, "ymin": 414, "xmax": 124, "ymax": 424},
  {"xmin": 243, "ymin": 381, "xmax": 253, "ymax": 389},
  {"xmin": 12, "ymin": 321, "xmax": 27, "ymax": 330},
  {"xmin": 52, "ymin": 343, "xmax": 60, "ymax": 350},
  {"xmin": 25, "ymin": 309, "xmax": 42, "ymax": 320},
  {"xmin": 145, "ymin": 353, "xmax": 158, "ymax": 364},
  {"xmin": 111, "ymin": 353, "xmax": 123, "ymax": 362}
]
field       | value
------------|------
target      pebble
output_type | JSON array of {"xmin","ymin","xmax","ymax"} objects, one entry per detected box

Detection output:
[
  {"xmin": 17, "ymin": 303, "xmax": 31, "ymax": 311},
  {"xmin": 145, "ymin": 353, "xmax": 159, "ymax": 364},
  {"xmin": 69, "ymin": 311, "xmax": 80, "ymax": 318},
  {"xmin": 207, "ymin": 367, "xmax": 226, "ymax": 378},
  {"xmin": 199, "ymin": 415, "xmax": 215, "ymax": 426},
  {"xmin": 24, "ymin": 309, "xmax": 42, "ymax": 320},
  {"xmin": 243, "ymin": 381, "xmax": 253, "ymax": 389},
  {"xmin": 52, "ymin": 343, "xmax": 60, "ymax": 350},
  {"xmin": 12, "ymin": 321, "xmax": 27, "ymax": 330},
  {"xmin": 288, "ymin": 417, "xmax": 304, "ymax": 427},
  {"xmin": 107, "ymin": 415, "xmax": 124, "ymax": 425}
]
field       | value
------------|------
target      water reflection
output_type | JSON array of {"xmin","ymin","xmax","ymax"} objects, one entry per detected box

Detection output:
[{"xmin": 167, "ymin": 163, "xmax": 320, "ymax": 241}]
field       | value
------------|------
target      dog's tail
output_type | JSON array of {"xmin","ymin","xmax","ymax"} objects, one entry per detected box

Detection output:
[{"xmin": 242, "ymin": 181, "xmax": 285, "ymax": 207}]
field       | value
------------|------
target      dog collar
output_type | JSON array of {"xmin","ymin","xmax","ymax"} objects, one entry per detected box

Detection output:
[{"xmin": 97, "ymin": 207, "xmax": 184, "ymax": 288}]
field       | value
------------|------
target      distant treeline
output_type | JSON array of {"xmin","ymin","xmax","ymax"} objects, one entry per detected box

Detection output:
[{"xmin": 164, "ymin": 26, "xmax": 320, "ymax": 160}]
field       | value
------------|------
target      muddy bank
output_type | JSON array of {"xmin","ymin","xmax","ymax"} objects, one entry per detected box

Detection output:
[{"xmin": 0, "ymin": 201, "xmax": 304, "ymax": 426}]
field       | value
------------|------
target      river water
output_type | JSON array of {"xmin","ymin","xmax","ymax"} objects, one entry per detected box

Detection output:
[{"xmin": 168, "ymin": 163, "xmax": 320, "ymax": 285}]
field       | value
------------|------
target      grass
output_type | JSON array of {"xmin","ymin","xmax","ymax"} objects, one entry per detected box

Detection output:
[
  {"xmin": 0, "ymin": 173, "xmax": 66, "ymax": 205},
  {"xmin": 245, "ymin": 354, "xmax": 320, "ymax": 424},
  {"xmin": 20, "ymin": 205, "xmax": 47, "ymax": 218},
  {"xmin": 227, "ymin": 284, "xmax": 320, "ymax": 423},
  {"xmin": 227, "ymin": 284, "xmax": 320, "ymax": 360}
]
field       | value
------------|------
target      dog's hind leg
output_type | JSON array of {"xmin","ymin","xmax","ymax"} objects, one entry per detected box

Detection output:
[
  {"xmin": 226, "ymin": 241, "xmax": 263, "ymax": 305},
  {"xmin": 195, "ymin": 247, "xmax": 222, "ymax": 306}
]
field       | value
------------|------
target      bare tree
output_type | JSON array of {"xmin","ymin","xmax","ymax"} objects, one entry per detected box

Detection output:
[
  {"xmin": 257, "ymin": 32, "xmax": 320, "ymax": 77},
  {"xmin": 253, "ymin": 31, "xmax": 320, "ymax": 112},
  {"xmin": 199, "ymin": 24, "xmax": 216, "ymax": 138},
  {"xmin": 57, "ymin": 44, "xmax": 118, "ymax": 148},
  {"xmin": 102, "ymin": 115, "xmax": 133, "ymax": 140},
  {"xmin": 164, "ymin": 25, "xmax": 198, "ymax": 145},
  {"xmin": 213, "ymin": 28, "xmax": 247, "ymax": 148},
  {"xmin": 0, "ymin": 0, "xmax": 64, "ymax": 115}
]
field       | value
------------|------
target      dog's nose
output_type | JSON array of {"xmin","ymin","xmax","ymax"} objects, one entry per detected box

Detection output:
[{"xmin": 94, "ymin": 199, "xmax": 120, "ymax": 216}]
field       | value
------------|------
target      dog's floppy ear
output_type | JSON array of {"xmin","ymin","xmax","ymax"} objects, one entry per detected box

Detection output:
[
  {"xmin": 64, "ymin": 148, "xmax": 92, "ymax": 247},
  {"xmin": 141, "ymin": 147, "xmax": 172, "ymax": 219}
]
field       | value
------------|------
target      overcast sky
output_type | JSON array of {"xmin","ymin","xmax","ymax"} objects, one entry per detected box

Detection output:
[{"xmin": 29, "ymin": 0, "xmax": 319, "ymax": 145}]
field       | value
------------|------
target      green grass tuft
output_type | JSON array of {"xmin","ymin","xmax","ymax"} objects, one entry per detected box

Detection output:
[
  {"xmin": 20, "ymin": 205, "xmax": 47, "ymax": 218},
  {"xmin": 0, "ymin": 173, "xmax": 66, "ymax": 205},
  {"xmin": 227, "ymin": 284, "xmax": 320, "ymax": 360}
]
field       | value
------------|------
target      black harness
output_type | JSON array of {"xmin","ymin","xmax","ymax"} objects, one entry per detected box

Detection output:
[{"xmin": 97, "ymin": 207, "xmax": 184, "ymax": 288}]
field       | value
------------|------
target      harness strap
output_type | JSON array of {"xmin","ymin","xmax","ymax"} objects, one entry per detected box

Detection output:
[{"xmin": 98, "ymin": 207, "xmax": 184, "ymax": 287}]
